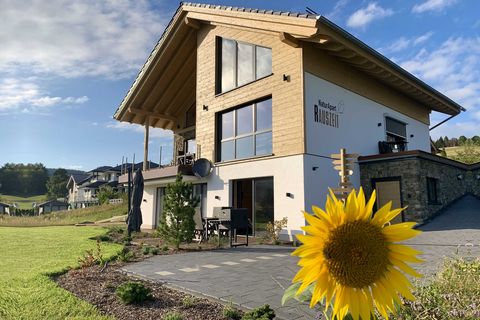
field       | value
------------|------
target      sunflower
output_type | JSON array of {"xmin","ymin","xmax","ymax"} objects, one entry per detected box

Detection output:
[{"xmin": 292, "ymin": 188, "xmax": 423, "ymax": 320}]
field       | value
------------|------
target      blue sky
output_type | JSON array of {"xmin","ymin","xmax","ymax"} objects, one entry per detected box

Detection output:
[{"xmin": 0, "ymin": 0, "xmax": 478, "ymax": 171}]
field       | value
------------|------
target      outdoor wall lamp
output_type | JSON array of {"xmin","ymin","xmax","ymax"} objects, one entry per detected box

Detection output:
[
  {"xmin": 312, "ymin": 166, "xmax": 319, "ymax": 171},
  {"xmin": 143, "ymin": 199, "xmax": 147, "ymax": 202},
  {"xmin": 215, "ymin": 195, "xmax": 221, "ymax": 200},
  {"xmin": 283, "ymin": 74, "xmax": 290, "ymax": 82},
  {"xmin": 286, "ymin": 192, "xmax": 294, "ymax": 198},
  {"xmin": 377, "ymin": 123, "xmax": 382, "ymax": 127},
  {"xmin": 410, "ymin": 134, "xmax": 415, "ymax": 138},
  {"xmin": 203, "ymin": 104, "xmax": 208, "ymax": 111},
  {"xmin": 457, "ymin": 174, "xmax": 464, "ymax": 180}
]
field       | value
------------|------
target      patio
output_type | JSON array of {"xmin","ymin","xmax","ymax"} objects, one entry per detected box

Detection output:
[{"xmin": 122, "ymin": 195, "xmax": 480, "ymax": 320}]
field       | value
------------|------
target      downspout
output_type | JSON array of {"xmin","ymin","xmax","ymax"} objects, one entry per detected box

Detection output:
[{"xmin": 429, "ymin": 107, "xmax": 466, "ymax": 131}]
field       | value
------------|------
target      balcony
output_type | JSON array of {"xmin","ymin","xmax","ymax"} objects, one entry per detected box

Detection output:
[{"xmin": 378, "ymin": 140, "xmax": 408, "ymax": 154}]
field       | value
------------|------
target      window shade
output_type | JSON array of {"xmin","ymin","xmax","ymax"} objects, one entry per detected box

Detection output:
[{"xmin": 386, "ymin": 117, "xmax": 406, "ymax": 138}]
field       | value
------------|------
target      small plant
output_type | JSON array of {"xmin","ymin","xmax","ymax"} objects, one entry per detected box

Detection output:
[
  {"xmin": 181, "ymin": 295, "xmax": 196, "ymax": 308},
  {"xmin": 264, "ymin": 217, "xmax": 288, "ymax": 244},
  {"xmin": 162, "ymin": 245, "xmax": 169, "ymax": 252},
  {"xmin": 241, "ymin": 304, "xmax": 275, "ymax": 320},
  {"xmin": 78, "ymin": 239, "xmax": 105, "ymax": 268},
  {"xmin": 162, "ymin": 311, "xmax": 184, "ymax": 320},
  {"xmin": 150, "ymin": 247, "xmax": 159, "ymax": 255},
  {"xmin": 142, "ymin": 246, "xmax": 151, "ymax": 255},
  {"xmin": 115, "ymin": 281, "xmax": 152, "ymax": 304},
  {"xmin": 223, "ymin": 302, "xmax": 241, "ymax": 319},
  {"xmin": 117, "ymin": 246, "xmax": 135, "ymax": 262},
  {"xmin": 96, "ymin": 234, "xmax": 111, "ymax": 242}
]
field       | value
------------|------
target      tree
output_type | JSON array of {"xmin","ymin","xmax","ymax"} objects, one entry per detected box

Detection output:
[
  {"xmin": 472, "ymin": 135, "xmax": 480, "ymax": 145},
  {"xmin": 435, "ymin": 137, "xmax": 445, "ymax": 148},
  {"xmin": 158, "ymin": 174, "xmax": 199, "ymax": 249},
  {"xmin": 97, "ymin": 185, "xmax": 118, "ymax": 205},
  {"xmin": 46, "ymin": 168, "xmax": 69, "ymax": 199},
  {"xmin": 451, "ymin": 140, "xmax": 480, "ymax": 164},
  {"xmin": 458, "ymin": 135, "xmax": 467, "ymax": 145}
]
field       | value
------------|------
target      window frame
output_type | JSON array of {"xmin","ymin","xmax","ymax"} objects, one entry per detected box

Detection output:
[
  {"xmin": 216, "ymin": 37, "xmax": 272, "ymax": 94},
  {"xmin": 216, "ymin": 97, "xmax": 273, "ymax": 162}
]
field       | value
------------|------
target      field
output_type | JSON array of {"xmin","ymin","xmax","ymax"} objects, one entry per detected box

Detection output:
[
  {"xmin": 0, "ymin": 226, "xmax": 121, "ymax": 320},
  {"xmin": 444, "ymin": 146, "xmax": 480, "ymax": 157},
  {"xmin": 0, "ymin": 203, "xmax": 127, "ymax": 227},
  {"xmin": 0, "ymin": 194, "xmax": 46, "ymax": 209}
]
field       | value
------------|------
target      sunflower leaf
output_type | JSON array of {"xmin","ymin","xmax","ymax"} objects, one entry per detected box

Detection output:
[{"xmin": 281, "ymin": 283, "xmax": 301, "ymax": 305}]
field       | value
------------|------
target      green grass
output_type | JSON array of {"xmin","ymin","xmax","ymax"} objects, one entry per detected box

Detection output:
[
  {"xmin": 0, "ymin": 226, "xmax": 121, "ymax": 320},
  {"xmin": 0, "ymin": 194, "xmax": 47, "ymax": 210},
  {"xmin": 0, "ymin": 204, "xmax": 127, "ymax": 227}
]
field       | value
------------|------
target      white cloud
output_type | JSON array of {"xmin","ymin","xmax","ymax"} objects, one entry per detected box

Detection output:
[
  {"xmin": 0, "ymin": 0, "xmax": 168, "ymax": 79},
  {"xmin": 0, "ymin": 78, "xmax": 88, "ymax": 112},
  {"xmin": 347, "ymin": 3, "xmax": 393, "ymax": 29},
  {"xmin": 326, "ymin": 0, "xmax": 350, "ymax": 20},
  {"xmin": 399, "ymin": 37, "xmax": 480, "ymax": 137},
  {"xmin": 105, "ymin": 121, "xmax": 172, "ymax": 139},
  {"xmin": 66, "ymin": 165, "xmax": 83, "ymax": 170},
  {"xmin": 383, "ymin": 32, "xmax": 434, "ymax": 53},
  {"xmin": 412, "ymin": 0, "xmax": 458, "ymax": 13}
]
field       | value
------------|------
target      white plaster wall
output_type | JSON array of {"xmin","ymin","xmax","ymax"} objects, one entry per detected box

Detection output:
[
  {"xmin": 302, "ymin": 72, "xmax": 430, "ymax": 219},
  {"xmin": 304, "ymin": 72, "xmax": 431, "ymax": 158},
  {"xmin": 205, "ymin": 155, "xmax": 306, "ymax": 238}
]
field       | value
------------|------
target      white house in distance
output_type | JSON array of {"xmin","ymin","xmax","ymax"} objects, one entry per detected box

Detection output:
[
  {"xmin": 113, "ymin": 3, "xmax": 463, "ymax": 238},
  {"xmin": 0, "ymin": 202, "xmax": 10, "ymax": 215}
]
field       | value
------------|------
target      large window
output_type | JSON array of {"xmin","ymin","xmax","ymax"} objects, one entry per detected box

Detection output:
[
  {"xmin": 217, "ymin": 37, "xmax": 272, "ymax": 93},
  {"xmin": 217, "ymin": 98, "xmax": 272, "ymax": 162},
  {"xmin": 385, "ymin": 117, "xmax": 407, "ymax": 142}
]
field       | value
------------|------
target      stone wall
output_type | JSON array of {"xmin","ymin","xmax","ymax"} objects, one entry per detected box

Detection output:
[{"xmin": 359, "ymin": 151, "xmax": 478, "ymax": 223}]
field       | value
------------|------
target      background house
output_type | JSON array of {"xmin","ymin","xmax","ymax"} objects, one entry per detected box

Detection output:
[
  {"xmin": 35, "ymin": 200, "xmax": 68, "ymax": 214},
  {"xmin": 0, "ymin": 202, "xmax": 10, "ymax": 215}
]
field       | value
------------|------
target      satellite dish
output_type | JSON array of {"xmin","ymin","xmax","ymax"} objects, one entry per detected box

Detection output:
[{"xmin": 192, "ymin": 158, "xmax": 213, "ymax": 178}]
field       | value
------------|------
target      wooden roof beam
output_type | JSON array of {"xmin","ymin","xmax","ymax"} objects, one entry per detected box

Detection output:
[
  {"xmin": 279, "ymin": 32, "xmax": 300, "ymax": 48},
  {"xmin": 129, "ymin": 108, "xmax": 178, "ymax": 123},
  {"xmin": 184, "ymin": 17, "xmax": 201, "ymax": 29}
]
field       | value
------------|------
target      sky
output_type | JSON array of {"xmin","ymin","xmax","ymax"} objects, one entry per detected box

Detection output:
[{"xmin": 0, "ymin": 0, "xmax": 479, "ymax": 171}]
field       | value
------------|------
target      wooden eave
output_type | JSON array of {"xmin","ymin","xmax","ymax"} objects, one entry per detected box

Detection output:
[{"xmin": 300, "ymin": 17, "xmax": 463, "ymax": 116}]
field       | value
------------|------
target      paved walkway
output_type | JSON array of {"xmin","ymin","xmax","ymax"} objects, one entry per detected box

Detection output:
[{"xmin": 122, "ymin": 195, "xmax": 480, "ymax": 320}]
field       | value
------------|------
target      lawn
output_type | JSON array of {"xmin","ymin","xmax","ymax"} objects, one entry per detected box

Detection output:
[
  {"xmin": 0, "ymin": 194, "xmax": 46, "ymax": 209},
  {"xmin": 0, "ymin": 226, "xmax": 121, "ymax": 320},
  {"xmin": 0, "ymin": 203, "xmax": 127, "ymax": 227}
]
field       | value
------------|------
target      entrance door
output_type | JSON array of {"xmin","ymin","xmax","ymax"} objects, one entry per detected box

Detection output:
[
  {"xmin": 374, "ymin": 179, "xmax": 403, "ymax": 224},
  {"xmin": 232, "ymin": 177, "xmax": 274, "ymax": 236}
]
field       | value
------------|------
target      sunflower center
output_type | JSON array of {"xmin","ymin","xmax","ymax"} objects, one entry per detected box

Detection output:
[{"xmin": 323, "ymin": 220, "xmax": 390, "ymax": 288}]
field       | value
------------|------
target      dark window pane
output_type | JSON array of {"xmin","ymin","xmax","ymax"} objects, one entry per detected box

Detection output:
[
  {"xmin": 386, "ymin": 117, "xmax": 406, "ymax": 138},
  {"xmin": 256, "ymin": 46, "xmax": 272, "ymax": 79},
  {"xmin": 255, "ymin": 132, "xmax": 272, "ymax": 155},
  {"xmin": 221, "ymin": 111, "xmax": 234, "ymax": 139},
  {"xmin": 254, "ymin": 178, "xmax": 274, "ymax": 234},
  {"xmin": 236, "ymin": 105, "xmax": 253, "ymax": 135},
  {"xmin": 237, "ymin": 43, "xmax": 254, "ymax": 86},
  {"xmin": 221, "ymin": 39, "xmax": 235, "ymax": 92},
  {"xmin": 221, "ymin": 140, "xmax": 234, "ymax": 161},
  {"xmin": 256, "ymin": 99, "xmax": 272, "ymax": 131},
  {"xmin": 236, "ymin": 136, "xmax": 254, "ymax": 159}
]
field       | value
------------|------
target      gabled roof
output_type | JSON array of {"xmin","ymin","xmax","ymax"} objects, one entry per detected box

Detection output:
[
  {"xmin": 82, "ymin": 181, "xmax": 108, "ymax": 189},
  {"xmin": 37, "ymin": 200, "xmax": 68, "ymax": 207},
  {"xmin": 114, "ymin": 2, "xmax": 463, "ymax": 128},
  {"xmin": 0, "ymin": 202, "xmax": 10, "ymax": 207}
]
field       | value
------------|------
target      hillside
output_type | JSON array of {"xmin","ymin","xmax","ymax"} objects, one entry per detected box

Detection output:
[
  {"xmin": 0, "ymin": 203, "xmax": 127, "ymax": 227},
  {"xmin": 0, "ymin": 194, "xmax": 47, "ymax": 209}
]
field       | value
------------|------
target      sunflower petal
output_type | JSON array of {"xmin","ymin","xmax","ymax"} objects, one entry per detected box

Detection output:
[{"xmin": 383, "ymin": 223, "xmax": 422, "ymax": 242}]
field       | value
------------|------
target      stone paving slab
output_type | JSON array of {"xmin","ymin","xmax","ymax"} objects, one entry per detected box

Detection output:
[{"xmin": 122, "ymin": 195, "xmax": 480, "ymax": 320}]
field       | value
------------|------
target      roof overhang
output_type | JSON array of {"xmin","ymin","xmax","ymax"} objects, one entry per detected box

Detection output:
[{"xmin": 113, "ymin": 3, "xmax": 463, "ymax": 128}]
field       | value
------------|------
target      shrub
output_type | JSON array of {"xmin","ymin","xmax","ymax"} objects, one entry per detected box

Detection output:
[
  {"xmin": 142, "ymin": 246, "xmax": 151, "ymax": 255},
  {"xmin": 264, "ymin": 217, "xmax": 288, "ymax": 244},
  {"xmin": 161, "ymin": 245, "xmax": 169, "ymax": 252},
  {"xmin": 150, "ymin": 247, "xmax": 159, "ymax": 255},
  {"xmin": 78, "ymin": 240, "xmax": 105, "ymax": 268},
  {"xmin": 395, "ymin": 257, "xmax": 480, "ymax": 319},
  {"xmin": 181, "ymin": 296, "xmax": 196, "ymax": 308},
  {"xmin": 158, "ymin": 174, "xmax": 199, "ymax": 249},
  {"xmin": 223, "ymin": 303, "xmax": 241, "ymax": 319},
  {"xmin": 242, "ymin": 304, "xmax": 275, "ymax": 320},
  {"xmin": 117, "ymin": 246, "xmax": 135, "ymax": 262},
  {"xmin": 162, "ymin": 311, "xmax": 184, "ymax": 320},
  {"xmin": 116, "ymin": 281, "xmax": 152, "ymax": 304}
]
